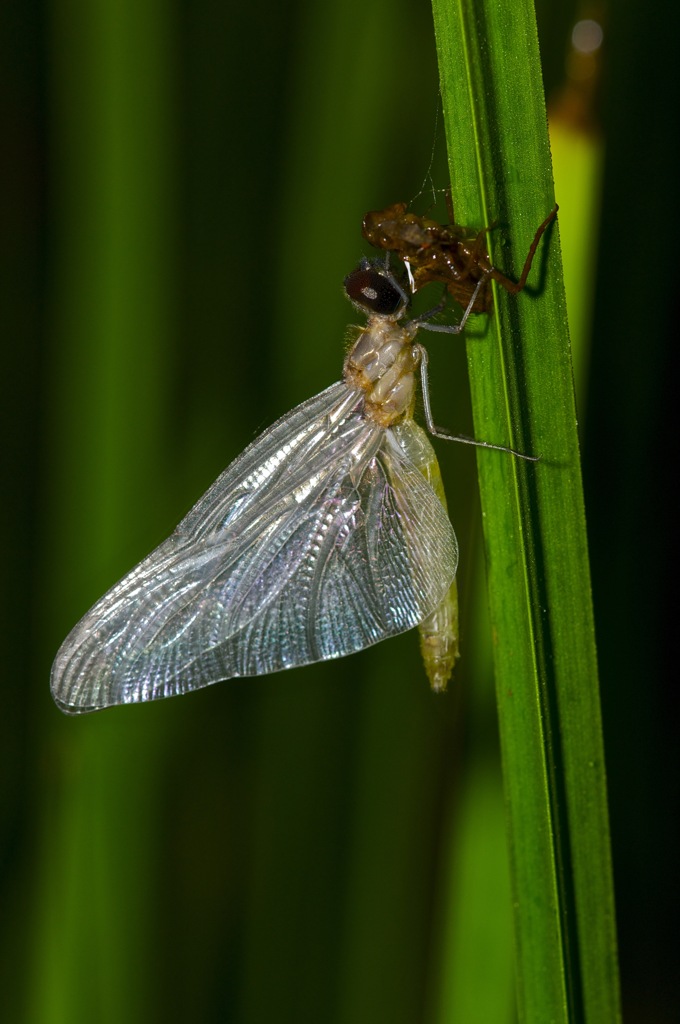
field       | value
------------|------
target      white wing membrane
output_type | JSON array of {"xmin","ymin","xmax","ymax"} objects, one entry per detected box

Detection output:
[{"xmin": 51, "ymin": 382, "xmax": 458, "ymax": 713}]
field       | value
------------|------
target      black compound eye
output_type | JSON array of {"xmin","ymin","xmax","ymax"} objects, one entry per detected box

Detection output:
[{"xmin": 344, "ymin": 267, "xmax": 406, "ymax": 316}]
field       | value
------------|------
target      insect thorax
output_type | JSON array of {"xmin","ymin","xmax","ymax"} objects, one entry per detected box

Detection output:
[{"xmin": 343, "ymin": 317, "xmax": 419, "ymax": 428}]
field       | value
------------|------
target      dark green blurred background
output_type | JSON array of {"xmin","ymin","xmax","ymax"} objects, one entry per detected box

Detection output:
[{"xmin": 2, "ymin": 0, "xmax": 677, "ymax": 1021}]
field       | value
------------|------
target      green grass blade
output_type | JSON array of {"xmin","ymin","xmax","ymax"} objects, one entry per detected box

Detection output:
[{"xmin": 430, "ymin": 2, "xmax": 622, "ymax": 1021}]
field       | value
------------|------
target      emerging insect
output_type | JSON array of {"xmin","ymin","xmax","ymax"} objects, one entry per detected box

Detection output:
[
  {"xmin": 362, "ymin": 201, "xmax": 558, "ymax": 323},
  {"xmin": 51, "ymin": 259, "xmax": 535, "ymax": 714}
]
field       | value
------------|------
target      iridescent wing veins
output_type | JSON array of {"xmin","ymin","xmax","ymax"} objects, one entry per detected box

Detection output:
[{"xmin": 51, "ymin": 382, "xmax": 458, "ymax": 713}]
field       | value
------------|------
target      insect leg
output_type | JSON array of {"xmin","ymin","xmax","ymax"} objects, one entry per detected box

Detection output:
[
  {"xmin": 414, "ymin": 273, "xmax": 488, "ymax": 335},
  {"xmin": 492, "ymin": 204, "xmax": 558, "ymax": 294},
  {"xmin": 417, "ymin": 344, "xmax": 540, "ymax": 461}
]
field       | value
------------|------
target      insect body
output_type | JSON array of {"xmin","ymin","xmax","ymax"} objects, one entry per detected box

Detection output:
[
  {"xmin": 52, "ymin": 263, "xmax": 476, "ymax": 713},
  {"xmin": 362, "ymin": 201, "xmax": 558, "ymax": 323}
]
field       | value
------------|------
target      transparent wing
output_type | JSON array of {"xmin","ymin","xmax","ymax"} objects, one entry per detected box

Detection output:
[{"xmin": 51, "ymin": 382, "xmax": 458, "ymax": 713}]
